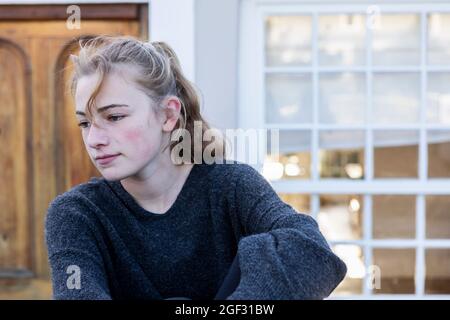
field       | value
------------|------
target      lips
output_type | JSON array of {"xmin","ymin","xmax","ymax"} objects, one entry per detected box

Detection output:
[
  {"xmin": 95, "ymin": 154, "xmax": 120, "ymax": 165},
  {"xmin": 95, "ymin": 154, "xmax": 120, "ymax": 160}
]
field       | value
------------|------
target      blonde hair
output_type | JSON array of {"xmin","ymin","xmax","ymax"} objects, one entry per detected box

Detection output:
[{"xmin": 70, "ymin": 35, "xmax": 225, "ymax": 163}]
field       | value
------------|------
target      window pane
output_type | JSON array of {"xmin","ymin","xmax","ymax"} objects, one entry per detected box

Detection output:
[
  {"xmin": 374, "ymin": 130, "xmax": 419, "ymax": 178},
  {"xmin": 264, "ymin": 130, "xmax": 311, "ymax": 181},
  {"xmin": 265, "ymin": 15, "xmax": 312, "ymax": 66},
  {"xmin": 428, "ymin": 130, "xmax": 450, "ymax": 178},
  {"xmin": 318, "ymin": 194, "xmax": 363, "ymax": 240},
  {"xmin": 428, "ymin": 14, "xmax": 450, "ymax": 65},
  {"xmin": 425, "ymin": 249, "xmax": 450, "ymax": 294},
  {"xmin": 373, "ymin": 73, "xmax": 420, "ymax": 124},
  {"xmin": 372, "ymin": 249, "xmax": 416, "ymax": 294},
  {"xmin": 265, "ymin": 74, "xmax": 313, "ymax": 124},
  {"xmin": 319, "ymin": 130, "xmax": 365, "ymax": 179},
  {"xmin": 319, "ymin": 72, "xmax": 366, "ymax": 124},
  {"xmin": 426, "ymin": 195, "xmax": 450, "ymax": 239},
  {"xmin": 279, "ymin": 194, "xmax": 310, "ymax": 214},
  {"xmin": 373, "ymin": 195, "xmax": 416, "ymax": 239},
  {"xmin": 427, "ymin": 73, "xmax": 450, "ymax": 124},
  {"xmin": 330, "ymin": 245, "xmax": 364, "ymax": 296},
  {"xmin": 318, "ymin": 14, "xmax": 366, "ymax": 66},
  {"xmin": 372, "ymin": 14, "xmax": 420, "ymax": 65}
]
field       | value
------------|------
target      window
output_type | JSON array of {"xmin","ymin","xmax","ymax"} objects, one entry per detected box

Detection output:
[{"xmin": 240, "ymin": 0, "xmax": 450, "ymax": 299}]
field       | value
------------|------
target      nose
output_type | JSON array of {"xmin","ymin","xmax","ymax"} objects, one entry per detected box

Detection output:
[{"xmin": 86, "ymin": 121, "xmax": 110, "ymax": 149}]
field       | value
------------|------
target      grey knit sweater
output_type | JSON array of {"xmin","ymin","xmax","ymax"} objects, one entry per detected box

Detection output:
[{"xmin": 45, "ymin": 161, "xmax": 347, "ymax": 300}]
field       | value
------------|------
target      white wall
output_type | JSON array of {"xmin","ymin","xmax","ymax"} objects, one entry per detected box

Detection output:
[
  {"xmin": 150, "ymin": 0, "xmax": 196, "ymax": 81},
  {"xmin": 149, "ymin": 0, "xmax": 240, "ymax": 131},
  {"xmin": 195, "ymin": 0, "xmax": 240, "ymax": 131}
]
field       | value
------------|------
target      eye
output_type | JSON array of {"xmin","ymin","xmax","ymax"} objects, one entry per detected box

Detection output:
[
  {"xmin": 78, "ymin": 121, "xmax": 90, "ymax": 129},
  {"xmin": 108, "ymin": 115, "xmax": 126, "ymax": 122}
]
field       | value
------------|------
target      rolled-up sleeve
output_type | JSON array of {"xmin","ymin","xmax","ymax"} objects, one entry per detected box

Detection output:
[{"xmin": 227, "ymin": 164, "xmax": 347, "ymax": 300}]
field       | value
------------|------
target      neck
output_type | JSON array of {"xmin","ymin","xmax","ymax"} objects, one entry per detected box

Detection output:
[{"xmin": 120, "ymin": 147, "xmax": 194, "ymax": 213}]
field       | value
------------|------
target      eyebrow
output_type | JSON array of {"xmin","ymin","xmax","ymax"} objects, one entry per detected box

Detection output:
[{"xmin": 75, "ymin": 104, "xmax": 129, "ymax": 116}]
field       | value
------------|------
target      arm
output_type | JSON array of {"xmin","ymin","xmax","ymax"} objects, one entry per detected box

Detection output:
[
  {"xmin": 45, "ymin": 194, "xmax": 112, "ymax": 300},
  {"xmin": 227, "ymin": 164, "xmax": 347, "ymax": 300}
]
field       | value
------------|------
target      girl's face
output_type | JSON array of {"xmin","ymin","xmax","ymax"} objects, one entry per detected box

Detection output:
[{"xmin": 74, "ymin": 66, "xmax": 169, "ymax": 181}]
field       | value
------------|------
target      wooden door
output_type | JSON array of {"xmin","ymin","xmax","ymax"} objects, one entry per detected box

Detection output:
[{"xmin": 0, "ymin": 4, "xmax": 148, "ymax": 299}]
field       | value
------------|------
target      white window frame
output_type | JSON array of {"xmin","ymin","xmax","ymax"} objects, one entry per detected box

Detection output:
[{"xmin": 239, "ymin": 0, "xmax": 450, "ymax": 299}]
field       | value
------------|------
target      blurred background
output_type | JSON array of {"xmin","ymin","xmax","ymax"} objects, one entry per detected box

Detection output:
[{"xmin": 0, "ymin": 0, "xmax": 449, "ymax": 299}]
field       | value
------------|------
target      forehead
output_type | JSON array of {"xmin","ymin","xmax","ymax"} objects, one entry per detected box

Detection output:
[{"xmin": 74, "ymin": 65, "xmax": 146, "ymax": 114}]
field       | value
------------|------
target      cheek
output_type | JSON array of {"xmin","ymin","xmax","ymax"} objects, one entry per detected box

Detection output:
[
  {"xmin": 123, "ymin": 128, "xmax": 143, "ymax": 142},
  {"xmin": 123, "ymin": 126, "xmax": 161, "ymax": 156}
]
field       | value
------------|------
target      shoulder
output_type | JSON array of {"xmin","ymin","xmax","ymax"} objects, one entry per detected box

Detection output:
[
  {"xmin": 45, "ymin": 178, "xmax": 111, "ymax": 255},
  {"xmin": 46, "ymin": 177, "xmax": 109, "ymax": 222},
  {"xmin": 197, "ymin": 160, "xmax": 270, "ymax": 193},
  {"xmin": 198, "ymin": 160, "xmax": 262, "ymax": 181}
]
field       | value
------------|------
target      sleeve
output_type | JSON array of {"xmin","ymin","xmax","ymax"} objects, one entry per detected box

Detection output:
[
  {"xmin": 226, "ymin": 164, "xmax": 347, "ymax": 300},
  {"xmin": 45, "ymin": 194, "xmax": 112, "ymax": 300}
]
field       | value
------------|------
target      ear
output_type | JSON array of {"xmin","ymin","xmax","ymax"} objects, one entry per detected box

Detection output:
[
  {"xmin": 161, "ymin": 96, "xmax": 182, "ymax": 132},
  {"xmin": 69, "ymin": 54, "xmax": 79, "ymax": 65}
]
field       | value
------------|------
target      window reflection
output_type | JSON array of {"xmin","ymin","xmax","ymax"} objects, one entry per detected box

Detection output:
[
  {"xmin": 372, "ymin": 73, "xmax": 420, "ymax": 124},
  {"xmin": 263, "ymin": 131, "xmax": 311, "ymax": 181},
  {"xmin": 279, "ymin": 193, "xmax": 310, "ymax": 214},
  {"xmin": 319, "ymin": 131, "xmax": 365, "ymax": 179},
  {"xmin": 265, "ymin": 15, "xmax": 312, "ymax": 66},
  {"xmin": 427, "ymin": 73, "xmax": 450, "ymax": 124},
  {"xmin": 372, "ymin": 14, "xmax": 420, "ymax": 65},
  {"xmin": 319, "ymin": 73, "xmax": 366, "ymax": 124},
  {"xmin": 374, "ymin": 131, "xmax": 419, "ymax": 178},
  {"xmin": 373, "ymin": 195, "xmax": 416, "ymax": 239},
  {"xmin": 265, "ymin": 74, "xmax": 313, "ymax": 124},
  {"xmin": 426, "ymin": 195, "xmax": 450, "ymax": 239},
  {"xmin": 428, "ymin": 131, "xmax": 450, "ymax": 178},
  {"xmin": 318, "ymin": 14, "xmax": 366, "ymax": 66},
  {"xmin": 331, "ymin": 245, "xmax": 364, "ymax": 296},
  {"xmin": 425, "ymin": 249, "xmax": 450, "ymax": 294},
  {"xmin": 428, "ymin": 14, "xmax": 450, "ymax": 65},
  {"xmin": 373, "ymin": 249, "xmax": 416, "ymax": 294},
  {"xmin": 318, "ymin": 194, "xmax": 363, "ymax": 241}
]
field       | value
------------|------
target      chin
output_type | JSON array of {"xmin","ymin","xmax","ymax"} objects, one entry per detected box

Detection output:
[{"xmin": 99, "ymin": 168, "xmax": 130, "ymax": 182}]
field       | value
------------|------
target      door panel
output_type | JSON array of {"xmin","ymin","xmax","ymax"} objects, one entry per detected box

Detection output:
[{"xmin": 0, "ymin": 40, "xmax": 33, "ymax": 278}]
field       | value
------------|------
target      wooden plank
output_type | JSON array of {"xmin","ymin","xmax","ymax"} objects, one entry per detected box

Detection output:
[
  {"xmin": 0, "ymin": 20, "xmax": 141, "ymax": 38},
  {"xmin": 139, "ymin": 3, "xmax": 149, "ymax": 41},
  {"xmin": 30, "ymin": 37, "xmax": 57, "ymax": 279},
  {"xmin": 0, "ymin": 279, "xmax": 52, "ymax": 300},
  {"xmin": 0, "ymin": 4, "xmax": 140, "ymax": 20},
  {"xmin": 0, "ymin": 40, "xmax": 33, "ymax": 276}
]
